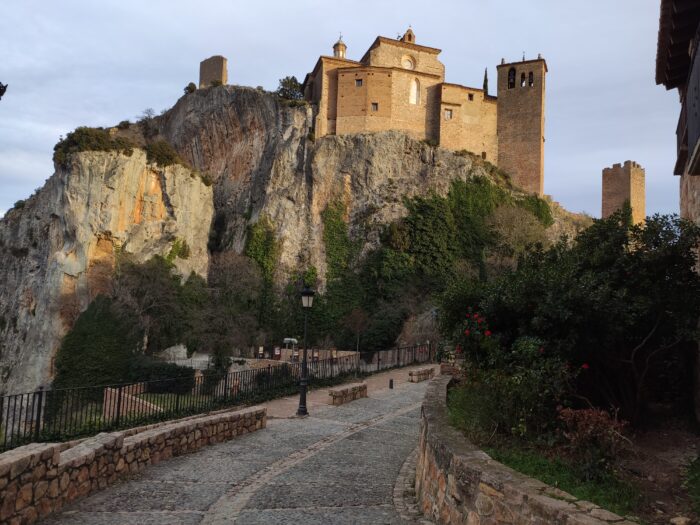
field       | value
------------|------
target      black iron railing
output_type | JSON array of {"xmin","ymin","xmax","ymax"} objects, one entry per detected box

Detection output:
[{"xmin": 0, "ymin": 344, "xmax": 434, "ymax": 452}]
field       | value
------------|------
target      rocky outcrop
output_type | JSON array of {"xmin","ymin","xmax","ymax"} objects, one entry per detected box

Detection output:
[
  {"xmin": 0, "ymin": 86, "xmax": 588, "ymax": 395},
  {"xmin": 0, "ymin": 151, "xmax": 213, "ymax": 395}
]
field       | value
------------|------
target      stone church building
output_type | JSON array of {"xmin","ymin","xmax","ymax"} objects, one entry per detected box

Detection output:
[{"xmin": 302, "ymin": 29, "xmax": 548, "ymax": 195}]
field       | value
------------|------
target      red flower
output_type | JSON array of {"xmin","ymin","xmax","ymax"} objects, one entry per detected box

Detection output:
[
  {"xmin": 477, "ymin": 318, "xmax": 483, "ymax": 324},
  {"xmin": 538, "ymin": 347, "xmax": 545, "ymax": 354},
  {"xmin": 484, "ymin": 330, "xmax": 492, "ymax": 337},
  {"xmin": 464, "ymin": 329, "xmax": 470, "ymax": 336},
  {"xmin": 581, "ymin": 363, "xmax": 590, "ymax": 370},
  {"xmin": 455, "ymin": 344, "xmax": 463, "ymax": 354}
]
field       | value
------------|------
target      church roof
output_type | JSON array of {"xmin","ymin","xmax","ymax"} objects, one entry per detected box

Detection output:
[{"xmin": 359, "ymin": 36, "xmax": 441, "ymax": 64}]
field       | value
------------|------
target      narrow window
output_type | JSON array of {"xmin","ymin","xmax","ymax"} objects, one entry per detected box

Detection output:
[
  {"xmin": 520, "ymin": 73, "xmax": 526, "ymax": 87},
  {"xmin": 371, "ymin": 102, "xmax": 379, "ymax": 112},
  {"xmin": 409, "ymin": 78, "xmax": 420, "ymax": 105},
  {"xmin": 355, "ymin": 79, "xmax": 363, "ymax": 87},
  {"xmin": 481, "ymin": 152, "xmax": 487, "ymax": 160},
  {"xmin": 528, "ymin": 72, "xmax": 534, "ymax": 87},
  {"xmin": 468, "ymin": 93, "xmax": 474, "ymax": 101},
  {"xmin": 444, "ymin": 109, "xmax": 453, "ymax": 120},
  {"xmin": 507, "ymin": 68, "xmax": 516, "ymax": 89}
]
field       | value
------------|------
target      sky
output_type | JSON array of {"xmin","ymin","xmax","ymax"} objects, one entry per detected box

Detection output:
[{"xmin": 0, "ymin": 0, "xmax": 679, "ymax": 219}]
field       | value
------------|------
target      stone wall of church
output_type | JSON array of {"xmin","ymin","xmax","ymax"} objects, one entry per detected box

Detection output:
[{"xmin": 439, "ymin": 85, "xmax": 498, "ymax": 162}]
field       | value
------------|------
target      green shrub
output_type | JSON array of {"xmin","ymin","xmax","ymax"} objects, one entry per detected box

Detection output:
[
  {"xmin": 116, "ymin": 120, "xmax": 130, "ymax": 130},
  {"xmin": 53, "ymin": 296, "xmax": 142, "ymax": 390},
  {"xmin": 128, "ymin": 357, "xmax": 195, "ymax": 395},
  {"xmin": 184, "ymin": 82, "xmax": 197, "ymax": 94},
  {"xmin": 53, "ymin": 127, "xmax": 135, "ymax": 168},
  {"xmin": 275, "ymin": 76, "xmax": 303, "ymax": 100},
  {"xmin": 13, "ymin": 200, "xmax": 25, "ymax": 210},
  {"xmin": 145, "ymin": 140, "xmax": 184, "ymax": 168},
  {"xmin": 166, "ymin": 238, "xmax": 190, "ymax": 262},
  {"xmin": 518, "ymin": 194, "xmax": 554, "ymax": 227},
  {"xmin": 210, "ymin": 79, "xmax": 223, "ymax": 87},
  {"xmin": 307, "ymin": 131, "xmax": 315, "ymax": 142}
]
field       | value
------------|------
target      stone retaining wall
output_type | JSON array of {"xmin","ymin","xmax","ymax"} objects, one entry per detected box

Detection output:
[
  {"xmin": 0, "ymin": 406, "xmax": 266, "ymax": 524},
  {"xmin": 416, "ymin": 376, "xmax": 634, "ymax": 525}
]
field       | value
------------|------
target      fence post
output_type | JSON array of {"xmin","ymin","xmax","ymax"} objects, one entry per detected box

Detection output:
[
  {"xmin": 115, "ymin": 385, "xmax": 123, "ymax": 428},
  {"xmin": 223, "ymin": 372, "xmax": 230, "ymax": 403},
  {"xmin": 34, "ymin": 387, "xmax": 44, "ymax": 441}
]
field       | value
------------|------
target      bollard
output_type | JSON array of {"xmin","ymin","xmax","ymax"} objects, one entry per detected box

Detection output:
[{"xmin": 389, "ymin": 379, "xmax": 394, "ymax": 389}]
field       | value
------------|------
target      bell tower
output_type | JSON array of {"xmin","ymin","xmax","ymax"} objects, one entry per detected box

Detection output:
[
  {"xmin": 496, "ymin": 56, "xmax": 547, "ymax": 195},
  {"xmin": 333, "ymin": 36, "xmax": 347, "ymax": 59}
]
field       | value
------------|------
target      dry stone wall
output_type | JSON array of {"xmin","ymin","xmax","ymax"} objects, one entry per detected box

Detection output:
[
  {"xmin": 0, "ymin": 406, "xmax": 266, "ymax": 524},
  {"xmin": 416, "ymin": 375, "xmax": 635, "ymax": 525}
]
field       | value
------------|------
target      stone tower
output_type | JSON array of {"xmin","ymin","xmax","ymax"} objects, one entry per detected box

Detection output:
[
  {"xmin": 199, "ymin": 56, "xmax": 228, "ymax": 88},
  {"xmin": 333, "ymin": 37, "xmax": 347, "ymax": 59},
  {"xmin": 496, "ymin": 57, "xmax": 547, "ymax": 195},
  {"xmin": 602, "ymin": 160, "xmax": 646, "ymax": 224}
]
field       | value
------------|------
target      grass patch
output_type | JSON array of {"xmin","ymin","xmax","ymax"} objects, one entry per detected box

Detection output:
[
  {"xmin": 485, "ymin": 446, "xmax": 641, "ymax": 516},
  {"xmin": 686, "ymin": 456, "xmax": 700, "ymax": 514},
  {"xmin": 138, "ymin": 392, "xmax": 212, "ymax": 410}
]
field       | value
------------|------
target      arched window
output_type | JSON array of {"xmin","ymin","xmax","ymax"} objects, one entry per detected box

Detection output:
[
  {"xmin": 520, "ymin": 73, "xmax": 526, "ymax": 87},
  {"xmin": 409, "ymin": 78, "xmax": 420, "ymax": 105},
  {"xmin": 507, "ymin": 68, "xmax": 516, "ymax": 89},
  {"xmin": 528, "ymin": 72, "xmax": 534, "ymax": 87}
]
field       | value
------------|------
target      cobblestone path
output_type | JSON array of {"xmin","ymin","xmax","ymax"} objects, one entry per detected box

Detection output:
[{"xmin": 41, "ymin": 379, "xmax": 433, "ymax": 524}]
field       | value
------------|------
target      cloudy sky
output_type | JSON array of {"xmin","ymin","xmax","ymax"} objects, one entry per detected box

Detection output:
[{"xmin": 0, "ymin": 0, "xmax": 677, "ymax": 218}]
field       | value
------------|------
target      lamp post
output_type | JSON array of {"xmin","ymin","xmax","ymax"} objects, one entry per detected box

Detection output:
[{"xmin": 297, "ymin": 285, "xmax": 315, "ymax": 416}]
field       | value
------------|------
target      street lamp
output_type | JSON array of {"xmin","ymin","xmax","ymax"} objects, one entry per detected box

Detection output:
[{"xmin": 297, "ymin": 285, "xmax": 315, "ymax": 416}]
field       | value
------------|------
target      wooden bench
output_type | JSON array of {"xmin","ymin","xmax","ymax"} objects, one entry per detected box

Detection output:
[
  {"xmin": 409, "ymin": 367, "xmax": 435, "ymax": 383},
  {"xmin": 328, "ymin": 383, "xmax": 367, "ymax": 406}
]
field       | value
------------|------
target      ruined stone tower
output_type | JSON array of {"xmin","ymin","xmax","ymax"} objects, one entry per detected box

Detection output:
[
  {"xmin": 199, "ymin": 56, "xmax": 228, "ymax": 88},
  {"xmin": 602, "ymin": 160, "xmax": 646, "ymax": 224},
  {"xmin": 496, "ymin": 57, "xmax": 547, "ymax": 196}
]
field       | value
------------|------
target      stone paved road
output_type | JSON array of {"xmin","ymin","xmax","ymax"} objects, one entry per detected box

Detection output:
[{"xmin": 41, "ymin": 379, "xmax": 432, "ymax": 525}]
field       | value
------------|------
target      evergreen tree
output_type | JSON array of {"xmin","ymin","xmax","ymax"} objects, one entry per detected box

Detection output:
[{"xmin": 483, "ymin": 68, "xmax": 489, "ymax": 95}]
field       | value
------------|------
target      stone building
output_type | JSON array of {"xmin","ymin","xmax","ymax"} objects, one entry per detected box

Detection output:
[
  {"xmin": 601, "ymin": 161, "xmax": 646, "ymax": 224},
  {"xmin": 302, "ymin": 29, "xmax": 547, "ymax": 195},
  {"xmin": 656, "ymin": 0, "xmax": 700, "ymax": 226},
  {"xmin": 199, "ymin": 55, "xmax": 228, "ymax": 88}
]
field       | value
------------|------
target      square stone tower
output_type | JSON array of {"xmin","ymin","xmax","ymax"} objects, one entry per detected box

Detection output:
[
  {"xmin": 602, "ymin": 160, "xmax": 646, "ymax": 224},
  {"xmin": 199, "ymin": 56, "xmax": 228, "ymax": 88},
  {"xmin": 496, "ymin": 57, "xmax": 547, "ymax": 196}
]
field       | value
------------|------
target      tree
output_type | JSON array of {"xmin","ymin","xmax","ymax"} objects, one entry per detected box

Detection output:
[
  {"xmin": 342, "ymin": 308, "xmax": 369, "ymax": 352},
  {"xmin": 482, "ymin": 68, "xmax": 488, "ymax": 95},
  {"xmin": 184, "ymin": 82, "xmax": 196, "ymax": 95},
  {"xmin": 481, "ymin": 208, "xmax": 700, "ymax": 422},
  {"xmin": 0, "ymin": 83, "xmax": 7, "ymax": 100},
  {"xmin": 275, "ymin": 76, "xmax": 303, "ymax": 100}
]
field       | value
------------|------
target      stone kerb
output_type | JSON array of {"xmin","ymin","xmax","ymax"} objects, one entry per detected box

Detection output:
[
  {"xmin": 409, "ymin": 367, "xmax": 435, "ymax": 383},
  {"xmin": 328, "ymin": 382, "xmax": 368, "ymax": 406},
  {"xmin": 0, "ymin": 405, "xmax": 266, "ymax": 524},
  {"xmin": 415, "ymin": 375, "xmax": 634, "ymax": 525}
]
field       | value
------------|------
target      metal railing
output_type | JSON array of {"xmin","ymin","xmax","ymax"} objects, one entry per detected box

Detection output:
[{"xmin": 0, "ymin": 344, "xmax": 433, "ymax": 452}]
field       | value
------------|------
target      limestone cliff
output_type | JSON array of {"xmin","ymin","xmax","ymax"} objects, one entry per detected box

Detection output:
[
  {"xmin": 0, "ymin": 86, "xmax": 587, "ymax": 395},
  {"xmin": 0, "ymin": 150, "xmax": 213, "ymax": 395},
  {"xmin": 160, "ymin": 86, "xmax": 588, "ymax": 283}
]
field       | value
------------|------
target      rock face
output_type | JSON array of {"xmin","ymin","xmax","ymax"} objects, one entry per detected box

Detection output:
[
  {"xmin": 0, "ymin": 85, "xmax": 587, "ymax": 395},
  {"xmin": 162, "ymin": 86, "xmax": 588, "ymax": 283},
  {"xmin": 0, "ymin": 150, "xmax": 213, "ymax": 395}
]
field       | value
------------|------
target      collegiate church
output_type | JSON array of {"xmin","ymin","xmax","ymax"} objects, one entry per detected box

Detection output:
[{"xmin": 302, "ymin": 29, "xmax": 547, "ymax": 195}]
